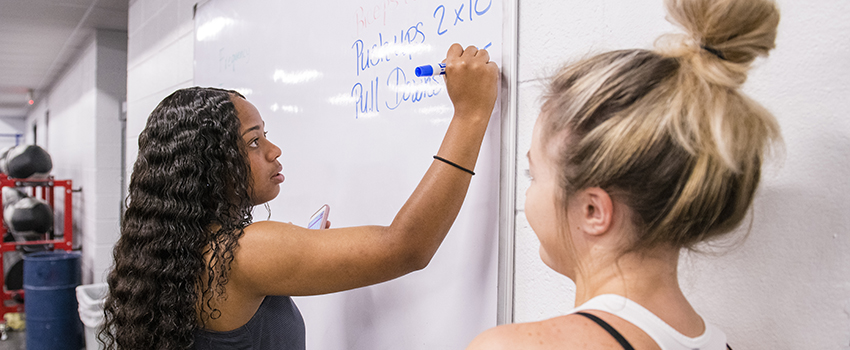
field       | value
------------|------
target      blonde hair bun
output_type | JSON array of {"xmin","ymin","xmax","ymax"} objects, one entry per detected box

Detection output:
[{"xmin": 662, "ymin": 0, "xmax": 780, "ymax": 87}]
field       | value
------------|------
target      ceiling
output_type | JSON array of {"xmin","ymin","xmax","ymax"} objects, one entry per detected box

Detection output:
[{"xmin": 0, "ymin": 0, "xmax": 128, "ymax": 119}]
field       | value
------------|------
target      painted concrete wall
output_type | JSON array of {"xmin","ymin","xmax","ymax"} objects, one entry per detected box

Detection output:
[
  {"xmin": 0, "ymin": 117, "xmax": 24, "ymax": 150},
  {"xmin": 125, "ymin": 0, "xmax": 849, "ymax": 348},
  {"xmin": 125, "ymin": 0, "xmax": 196, "ymax": 185},
  {"xmin": 513, "ymin": 0, "xmax": 850, "ymax": 349},
  {"xmin": 24, "ymin": 30, "xmax": 127, "ymax": 284}
]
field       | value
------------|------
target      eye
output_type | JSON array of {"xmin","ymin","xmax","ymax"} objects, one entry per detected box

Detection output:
[
  {"xmin": 263, "ymin": 131, "xmax": 269, "ymax": 138},
  {"xmin": 524, "ymin": 169, "xmax": 533, "ymax": 180},
  {"xmin": 248, "ymin": 137, "xmax": 260, "ymax": 148}
]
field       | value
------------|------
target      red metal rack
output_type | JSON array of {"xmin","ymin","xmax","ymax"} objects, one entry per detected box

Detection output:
[{"xmin": 0, "ymin": 174, "xmax": 74, "ymax": 324}]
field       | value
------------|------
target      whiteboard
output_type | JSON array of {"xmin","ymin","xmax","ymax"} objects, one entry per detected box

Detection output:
[{"xmin": 194, "ymin": 0, "xmax": 509, "ymax": 349}]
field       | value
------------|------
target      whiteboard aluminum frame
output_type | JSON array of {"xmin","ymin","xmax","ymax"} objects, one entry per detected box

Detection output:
[{"xmin": 497, "ymin": 0, "xmax": 518, "ymax": 326}]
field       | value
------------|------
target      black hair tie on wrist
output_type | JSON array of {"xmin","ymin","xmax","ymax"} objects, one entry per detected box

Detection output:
[
  {"xmin": 433, "ymin": 155, "xmax": 475, "ymax": 176},
  {"xmin": 701, "ymin": 45, "xmax": 727, "ymax": 61}
]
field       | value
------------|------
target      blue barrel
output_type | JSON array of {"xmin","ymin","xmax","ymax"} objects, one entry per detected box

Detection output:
[{"xmin": 23, "ymin": 251, "xmax": 83, "ymax": 350}]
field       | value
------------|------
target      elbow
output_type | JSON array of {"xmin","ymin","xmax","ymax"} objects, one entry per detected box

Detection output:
[
  {"xmin": 407, "ymin": 250, "xmax": 434, "ymax": 272},
  {"xmin": 393, "ymin": 240, "xmax": 437, "ymax": 273},
  {"xmin": 383, "ymin": 225, "xmax": 443, "ymax": 273}
]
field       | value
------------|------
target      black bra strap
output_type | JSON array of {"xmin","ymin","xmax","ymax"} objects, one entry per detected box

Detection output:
[{"xmin": 575, "ymin": 312, "xmax": 636, "ymax": 350}]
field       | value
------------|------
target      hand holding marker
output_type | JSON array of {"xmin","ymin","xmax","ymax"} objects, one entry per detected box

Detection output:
[{"xmin": 415, "ymin": 43, "xmax": 492, "ymax": 77}]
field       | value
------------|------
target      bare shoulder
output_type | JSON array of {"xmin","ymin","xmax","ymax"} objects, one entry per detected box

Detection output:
[
  {"xmin": 238, "ymin": 220, "xmax": 305, "ymax": 245},
  {"xmin": 465, "ymin": 321, "xmax": 541, "ymax": 350},
  {"xmin": 243, "ymin": 219, "xmax": 297, "ymax": 233},
  {"xmin": 467, "ymin": 314, "xmax": 622, "ymax": 350}
]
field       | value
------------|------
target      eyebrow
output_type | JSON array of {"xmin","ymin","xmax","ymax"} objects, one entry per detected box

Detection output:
[
  {"xmin": 527, "ymin": 150, "xmax": 533, "ymax": 165},
  {"xmin": 241, "ymin": 121, "xmax": 265, "ymax": 137},
  {"xmin": 241, "ymin": 125, "xmax": 261, "ymax": 136}
]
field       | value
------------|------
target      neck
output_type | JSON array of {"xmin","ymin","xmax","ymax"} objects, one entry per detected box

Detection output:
[
  {"xmin": 572, "ymin": 245, "xmax": 683, "ymax": 306},
  {"xmin": 572, "ymin": 245, "xmax": 708, "ymax": 337}
]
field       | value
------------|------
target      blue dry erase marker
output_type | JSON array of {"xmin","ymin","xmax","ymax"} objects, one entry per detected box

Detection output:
[
  {"xmin": 414, "ymin": 63, "xmax": 446, "ymax": 77},
  {"xmin": 414, "ymin": 43, "xmax": 493, "ymax": 77}
]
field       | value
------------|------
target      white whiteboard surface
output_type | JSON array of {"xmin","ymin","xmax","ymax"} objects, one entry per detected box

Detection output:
[{"xmin": 194, "ymin": 0, "xmax": 504, "ymax": 349}]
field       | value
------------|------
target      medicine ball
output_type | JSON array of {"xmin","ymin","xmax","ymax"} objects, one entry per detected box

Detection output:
[
  {"xmin": 0, "ymin": 145, "xmax": 13, "ymax": 174},
  {"xmin": 4, "ymin": 197, "xmax": 53, "ymax": 241},
  {"xmin": 3, "ymin": 254, "xmax": 23, "ymax": 292},
  {"xmin": 3, "ymin": 144, "xmax": 52, "ymax": 179},
  {"xmin": 2, "ymin": 187, "xmax": 28, "ymax": 209}
]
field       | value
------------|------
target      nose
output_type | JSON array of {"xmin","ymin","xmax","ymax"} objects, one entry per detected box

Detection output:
[{"xmin": 267, "ymin": 140, "xmax": 282, "ymax": 161}]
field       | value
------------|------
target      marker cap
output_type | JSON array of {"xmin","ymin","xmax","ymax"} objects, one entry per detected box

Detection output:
[{"xmin": 415, "ymin": 65, "xmax": 434, "ymax": 76}]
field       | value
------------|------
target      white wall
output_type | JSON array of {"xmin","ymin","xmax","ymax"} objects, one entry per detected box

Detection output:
[
  {"xmin": 90, "ymin": 30, "xmax": 128, "ymax": 284},
  {"xmin": 125, "ymin": 0, "xmax": 196, "ymax": 184},
  {"xmin": 0, "ymin": 117, "xmax": 24, "ymax": 150},
  {"xmin": 513, "ymin": 0, "xmax": 850, "ymax": 349},
  {"xmin": 25, "ymin": 29, "xmax": 127, "ymax": 284},
  {"xmin": 126, "ymin": 0, "xmax": 850, "ymax": 348}
]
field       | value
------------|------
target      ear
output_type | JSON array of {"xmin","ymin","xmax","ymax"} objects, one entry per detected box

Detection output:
[{"xmin": 576, "ymin": 187, "xmax": 613, "ymax": 236}]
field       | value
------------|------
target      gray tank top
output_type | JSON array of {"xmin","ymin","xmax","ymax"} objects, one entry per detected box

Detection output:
[{"xmin": 193, "ymin": 295, "xmax": 305, "ymax": 350}]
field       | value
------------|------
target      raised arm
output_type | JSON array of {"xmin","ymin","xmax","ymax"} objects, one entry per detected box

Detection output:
[{"xmin": 231, "ymin": 44, "xmax": 499, "ymax": 297}]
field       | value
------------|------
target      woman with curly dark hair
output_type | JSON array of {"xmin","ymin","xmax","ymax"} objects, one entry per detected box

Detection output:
[{"xmin": 100, "ymin": 44, "xmax": 498, "ymax": 350}]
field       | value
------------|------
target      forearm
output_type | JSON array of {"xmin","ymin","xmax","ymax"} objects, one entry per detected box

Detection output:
[
  {"xmin": 389, "ymin": 108, "xmax": 492, "ymax": 269},
  {"xmin": 386, "ymin": 43, "xmax": 498, "ymax": 269}
]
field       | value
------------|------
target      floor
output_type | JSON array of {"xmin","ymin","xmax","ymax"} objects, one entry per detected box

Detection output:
[{"xmin": 1, "ymin": 328, "xmax": 26, "ymax": 350}]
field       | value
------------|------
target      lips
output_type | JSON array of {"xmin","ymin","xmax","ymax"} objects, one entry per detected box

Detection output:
[{"xmin": 271, "ymin": 164, "xmax": 285, "ymax": 183}]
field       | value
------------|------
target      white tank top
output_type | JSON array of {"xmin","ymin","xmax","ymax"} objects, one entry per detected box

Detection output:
[{"xmin": 571, "ymin": 294, "xmax": 727, "ymax": 350}]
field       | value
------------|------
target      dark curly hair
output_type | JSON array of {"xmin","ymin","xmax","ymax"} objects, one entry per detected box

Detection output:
[{"xmin": 100, "ymin": 87, "xmax": 254, "ymax": 350}]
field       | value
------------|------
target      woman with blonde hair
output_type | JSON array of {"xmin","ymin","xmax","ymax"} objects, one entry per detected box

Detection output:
[{"xmin": 467, "ymin": 0, "xmax": 780, "ymax": 349}]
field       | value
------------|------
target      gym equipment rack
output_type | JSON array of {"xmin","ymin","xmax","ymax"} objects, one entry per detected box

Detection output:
[{"xmin": 0, "ymin": 174, "xmax": 74, "ymax": 340}]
